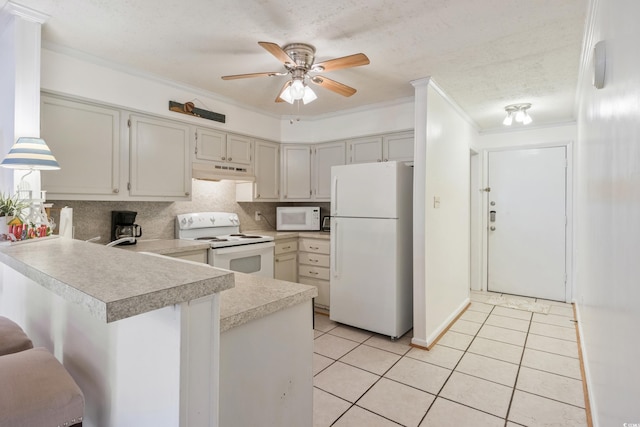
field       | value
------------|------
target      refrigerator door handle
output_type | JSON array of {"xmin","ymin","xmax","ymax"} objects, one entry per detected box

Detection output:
[
  {"xmin": 332, "ymin": 221, "xmax": 338, "ymax": 278},
  {"xmin": 332, "ymin": 176, "xmax": 338, "ymax": 216}
]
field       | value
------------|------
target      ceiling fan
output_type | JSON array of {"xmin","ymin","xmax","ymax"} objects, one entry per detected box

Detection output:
[{"xmin": 221, "ymin": 41, "xmax": 370, "ymax": 104}]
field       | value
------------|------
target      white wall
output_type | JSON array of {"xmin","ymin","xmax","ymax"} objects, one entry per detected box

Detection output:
[
  {"xmin": 574, "ymin": 0, "xmax": 640, "ymax": 425},
  {"xmin": 412, "ymin": 79, "xmax": 475, "ymax": 347},
  {"xmin": 477, "ymin": 122, "xmax": 576, "ymax": 149},
  {"xmin": 41, "ymin": 47, "xmax": 282, "ymax": 141},
  {"xmin": 279, "ymin": 98, "xmax": 414, "ymax": 144}
]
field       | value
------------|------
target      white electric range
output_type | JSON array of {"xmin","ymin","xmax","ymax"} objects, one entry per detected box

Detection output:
[{"xmin": 175, "ymin": 212, "xmax": 275, "ymax": 278}]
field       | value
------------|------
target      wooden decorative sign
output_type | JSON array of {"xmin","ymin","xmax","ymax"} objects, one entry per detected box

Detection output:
[{"xmin": 169, "ymin": 101, "xmax": 226, "ymax": 123}]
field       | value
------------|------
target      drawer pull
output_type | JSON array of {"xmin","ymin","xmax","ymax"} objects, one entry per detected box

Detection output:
[
  {"xmin": 283, "ymin": 246, "xmax": 291, "ymax": 250},
  {"xmin": 309, "ymin": 271, "xmax": 319, "ymax": 275},
  {"xmin": 309, "ymin": 259, "xmax": 319, "ymax": 263},
  {"xmin": 309, "ymin": 246, "xmax": 319, "ymax": 250}
]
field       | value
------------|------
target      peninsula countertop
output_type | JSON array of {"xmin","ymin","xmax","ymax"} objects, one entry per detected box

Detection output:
[
  {"xmin": 126, "ymin": 239, "xmax": 318, "ymax": 332},
  {"xmin": 0, "ymin": 238, "xmax": 234, "ymax": 323}
]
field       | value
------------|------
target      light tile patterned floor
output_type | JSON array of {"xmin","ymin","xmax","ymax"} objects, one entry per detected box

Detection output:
[{"xmin": 313, "ymin": 291, "xmax": 588, "ymax": 427}]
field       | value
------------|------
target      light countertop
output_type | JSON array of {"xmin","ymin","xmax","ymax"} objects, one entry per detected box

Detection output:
[
  {"xmin": 245, "ymin": 230, "xmax": 330, "ymax": 240},
  {"xmin": 0, "ymin": 238, "xmax": 234, "ymax": 323},
  {"xmin": 219, "ymin": 272, "xmax": 317, "ymax": 332},
  {"xmin": 119, "ymin": 239, "xmax": 210, "ymax": 255},
  {"xmin": 130, "ymin": 239, "xmax": 318, "ymax": 332}
]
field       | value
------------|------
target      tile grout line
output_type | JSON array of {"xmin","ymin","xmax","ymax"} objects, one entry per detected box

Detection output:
[{"xmin": 502, "ymin": 309, "xmax": 533, "ymax": 426}]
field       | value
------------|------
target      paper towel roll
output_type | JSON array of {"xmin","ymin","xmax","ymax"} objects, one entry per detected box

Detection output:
[{"xmin": 59, "ymin": 207, "xmax": 73, "ymax": 239}]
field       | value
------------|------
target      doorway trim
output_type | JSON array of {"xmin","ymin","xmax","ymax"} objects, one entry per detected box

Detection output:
[{"xmin": 479, "ymin": 140, "xmax": 574, "ymax": 302}]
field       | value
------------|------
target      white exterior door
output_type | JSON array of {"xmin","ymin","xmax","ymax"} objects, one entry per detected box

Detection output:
[{"xmin": 487, "ymin": 147, "xmax": 567, "ymax": 301}]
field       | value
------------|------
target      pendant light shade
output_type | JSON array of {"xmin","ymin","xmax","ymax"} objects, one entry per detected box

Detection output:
[{"xmin": 0, "ymin": 137, "xmax": 60, "ymax": 170}]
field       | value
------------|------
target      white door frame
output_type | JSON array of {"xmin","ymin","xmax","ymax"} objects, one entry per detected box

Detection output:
[{"xmin": 479, "ymin": 141, "xmax": 574, "ymax": 302}]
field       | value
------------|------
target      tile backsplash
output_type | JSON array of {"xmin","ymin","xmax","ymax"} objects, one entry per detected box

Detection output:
[{"xmin": 51, "ymin": 180, "xmax": 329, "ymax": 243}]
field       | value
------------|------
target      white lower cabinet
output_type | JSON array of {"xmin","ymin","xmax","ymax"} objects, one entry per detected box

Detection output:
[
  {"xmin": 274, "ymin": 238, "xmax": 298, "ymax": 282},
  {"xmin": 298, "ymin": 237, "xmax": 331, "ymax": 309}
]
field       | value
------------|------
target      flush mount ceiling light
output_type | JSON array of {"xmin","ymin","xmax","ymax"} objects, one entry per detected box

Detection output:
[{"xmin": 503, "ymin": 103, "xmax": 532, "ymax": 126}]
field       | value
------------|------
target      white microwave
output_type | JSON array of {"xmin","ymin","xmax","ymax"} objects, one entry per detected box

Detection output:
[{"xmin": 276, "ymin": 206, "xmax": 321, "ymax": 231}]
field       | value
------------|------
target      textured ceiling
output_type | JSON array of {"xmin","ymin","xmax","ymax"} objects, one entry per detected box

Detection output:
[{"xmin": 8, "ymin": 0, "xmax": 587, "ymax": 130}]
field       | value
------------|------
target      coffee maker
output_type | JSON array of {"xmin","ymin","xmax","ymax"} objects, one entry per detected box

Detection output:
[{"xmin": 111, "ymin": 210, "xmax": 142, "ymax": 245}]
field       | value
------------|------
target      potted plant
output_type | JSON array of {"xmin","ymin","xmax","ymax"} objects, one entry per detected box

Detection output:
[{"xmin": 0, "ymin": 192, "xmax": 27, "ymax": 235}]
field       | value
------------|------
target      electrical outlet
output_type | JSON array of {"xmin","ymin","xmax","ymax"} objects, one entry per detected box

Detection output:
[{"xmin": 255, "ymin": 211, "xmax": 261, "ymax": 221}]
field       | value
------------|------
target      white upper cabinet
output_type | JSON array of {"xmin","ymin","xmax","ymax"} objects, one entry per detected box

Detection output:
[
  {"xmin": 195, "ymin": 128, "xmax": 226, "ymax": 162},
  {"xmin": 129, "ymin": 115, "xmax": 192, "ymax": 199},
  {"xmin": 236, "ymin": 139, "xmax": 279, "ymax": 202},
  {"xmin": 41, "ymin": 95, "xmax": 120, "ymax": 198},
  {"xmin": 383, "ymin": 131, "xmax": 414, "ymax": 163},
  {"xmin": 348, "ymin": 131, "xmax": 414, "ymax": 164},
  {"xmin": 281, "ymin": 145, "xmax": 312, "ymax": 200},
  {"xmin": 313, "ymin": 142, "xmax": 346, "ymax": 200},
  {"xmin": 195, "ymin": 129, "xmax": 252, "ymax": 166},
  {"xmin": 348, "ymin": 136, "xmax": 383, "ymax": 164},
  {"xmin": 226, "ymin": 134, "xmax": 252, "ymax": 165}
]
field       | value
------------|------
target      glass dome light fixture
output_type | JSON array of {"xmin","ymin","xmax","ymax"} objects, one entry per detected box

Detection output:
[
  {"xmin": 279, "ymin": 77, "xmax": 317, "ymax": 105},
  {"xmin": 503, "ymin": 103, "xmax": 532, "ymax": 126}
]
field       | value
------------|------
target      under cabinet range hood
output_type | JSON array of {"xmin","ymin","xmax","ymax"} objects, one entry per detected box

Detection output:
[{"xmin": 192, "ymin": 162, "xmax": 255, "ymax": 182}]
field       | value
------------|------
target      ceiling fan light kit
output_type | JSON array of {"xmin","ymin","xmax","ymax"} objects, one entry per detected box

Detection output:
[
  {"xmin": 221, "ymin": 41, "xmax": 370, "ymax": 106},
  {"xmin": 503, "ymin": 103, "xmax": 532, "ymax": 126}
]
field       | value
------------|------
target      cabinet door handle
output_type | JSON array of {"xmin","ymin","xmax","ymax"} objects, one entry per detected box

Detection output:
[
  {"xmin": 377, "ymin": 159, "xmax": 382, "ymax": 162},
  {"xmin": 113, "ymin": 188, "xmax": 119, "ymax": 193},
  {"xmin": 222, "ymin": 156, "xmax": 226, "ymax": 160},
  {"xmin": 309, "ymin": 258, "xmax": 318, "ymax": 263},
  {"xmin": 185, "ymin": 191, "xmax": 190, "ymax": 196},
  {"xmin": 228, "ymin": 157, "xmax": 232, "ymax": 161},
  {"xmin": 310, "ymin": 246, "xmax": 319, "ymax": 250},
  {"xmin": 383, "ymin": 159, "xmax": 388, "ymax": 162}
]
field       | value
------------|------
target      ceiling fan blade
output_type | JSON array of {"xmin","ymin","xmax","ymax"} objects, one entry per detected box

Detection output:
[
  {"xmin": 259, "ymin": 41, "xmax": 296, "ymax": 66},
  {"xmin": 313, "ymin": 53, "xmax": 369, "ymax": 72},
  {"xmin": 275, "ymin": 81, "xmax": 292, "ymax": 103},
  {"xmin": 310, "ymin": 76, "xmax": 357, "ymax": 97},
  {"xmin": 221, "ymin": 71, "xmax": 285, "ymax": 80}
]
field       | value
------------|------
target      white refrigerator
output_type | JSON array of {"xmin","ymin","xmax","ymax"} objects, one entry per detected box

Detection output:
[{"xmin": 329, "ymin": 161, "xmax": 413, "ymax": 338}]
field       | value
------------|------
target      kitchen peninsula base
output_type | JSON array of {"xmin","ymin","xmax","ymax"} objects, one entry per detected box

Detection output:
[{"xmin": 0, "ymin": 265, "xmax": 221, "ymax": 427}]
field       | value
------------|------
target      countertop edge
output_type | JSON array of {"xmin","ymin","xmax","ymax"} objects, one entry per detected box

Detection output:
[
  {"xmin": 220, "ymin": 285, "xmax": 318, "ymax": 333},
  {"xmin": 0, "ymin": 240, "xmax": 235, "ymax": 323}
]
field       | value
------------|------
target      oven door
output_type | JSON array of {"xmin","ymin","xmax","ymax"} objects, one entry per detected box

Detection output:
[{"xmin": 210, "ymin": 242, "xmax": 275, "ymax": 278}]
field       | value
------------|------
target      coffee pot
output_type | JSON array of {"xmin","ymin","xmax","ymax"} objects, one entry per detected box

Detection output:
[{"xmin": 110, "ymin": 210, "xmax": 142, "ymax": 245}]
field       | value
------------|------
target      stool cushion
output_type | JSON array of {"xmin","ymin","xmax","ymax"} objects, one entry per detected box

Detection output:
[
  {"xmin": 0, "ymin": 347, "xmax": 84, "ymax": 427},
  {"xmin": 0, "ymin": 316, "xmax": 33, "ymax": 356}
]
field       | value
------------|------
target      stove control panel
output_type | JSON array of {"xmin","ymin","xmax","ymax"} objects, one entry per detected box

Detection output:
[{"xmin": 176, "ymin": 212, "xmax": 240, "ymax": 229}]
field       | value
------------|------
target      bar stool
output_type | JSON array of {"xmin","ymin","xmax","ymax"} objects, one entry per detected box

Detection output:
[
  {"xmin": 0, "ymin": 347, "xmax": 84, "ymax": 427},
  {"xmin": 0, "ymin": 316, "xmax": 33, "ymax": 356}
]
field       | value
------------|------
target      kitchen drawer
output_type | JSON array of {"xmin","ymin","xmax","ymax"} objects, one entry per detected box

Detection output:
[
  {"xmin": 298, "ymin": 238, "xmax": 330, "ymax": 254},
  {"xmin": 298, "ymin": 252, "xmax": 330, "ymax": 268},
  {"xmin": 275, "ymin": 239, "xmax": 298, "ymax": 255},
  {"xmin": 298, "ymin": 265, "xmax": 330, "ymax": 281},
  {"xmin": 298, "ymin": 276, "xmax": 330, "ymax": 309}
]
